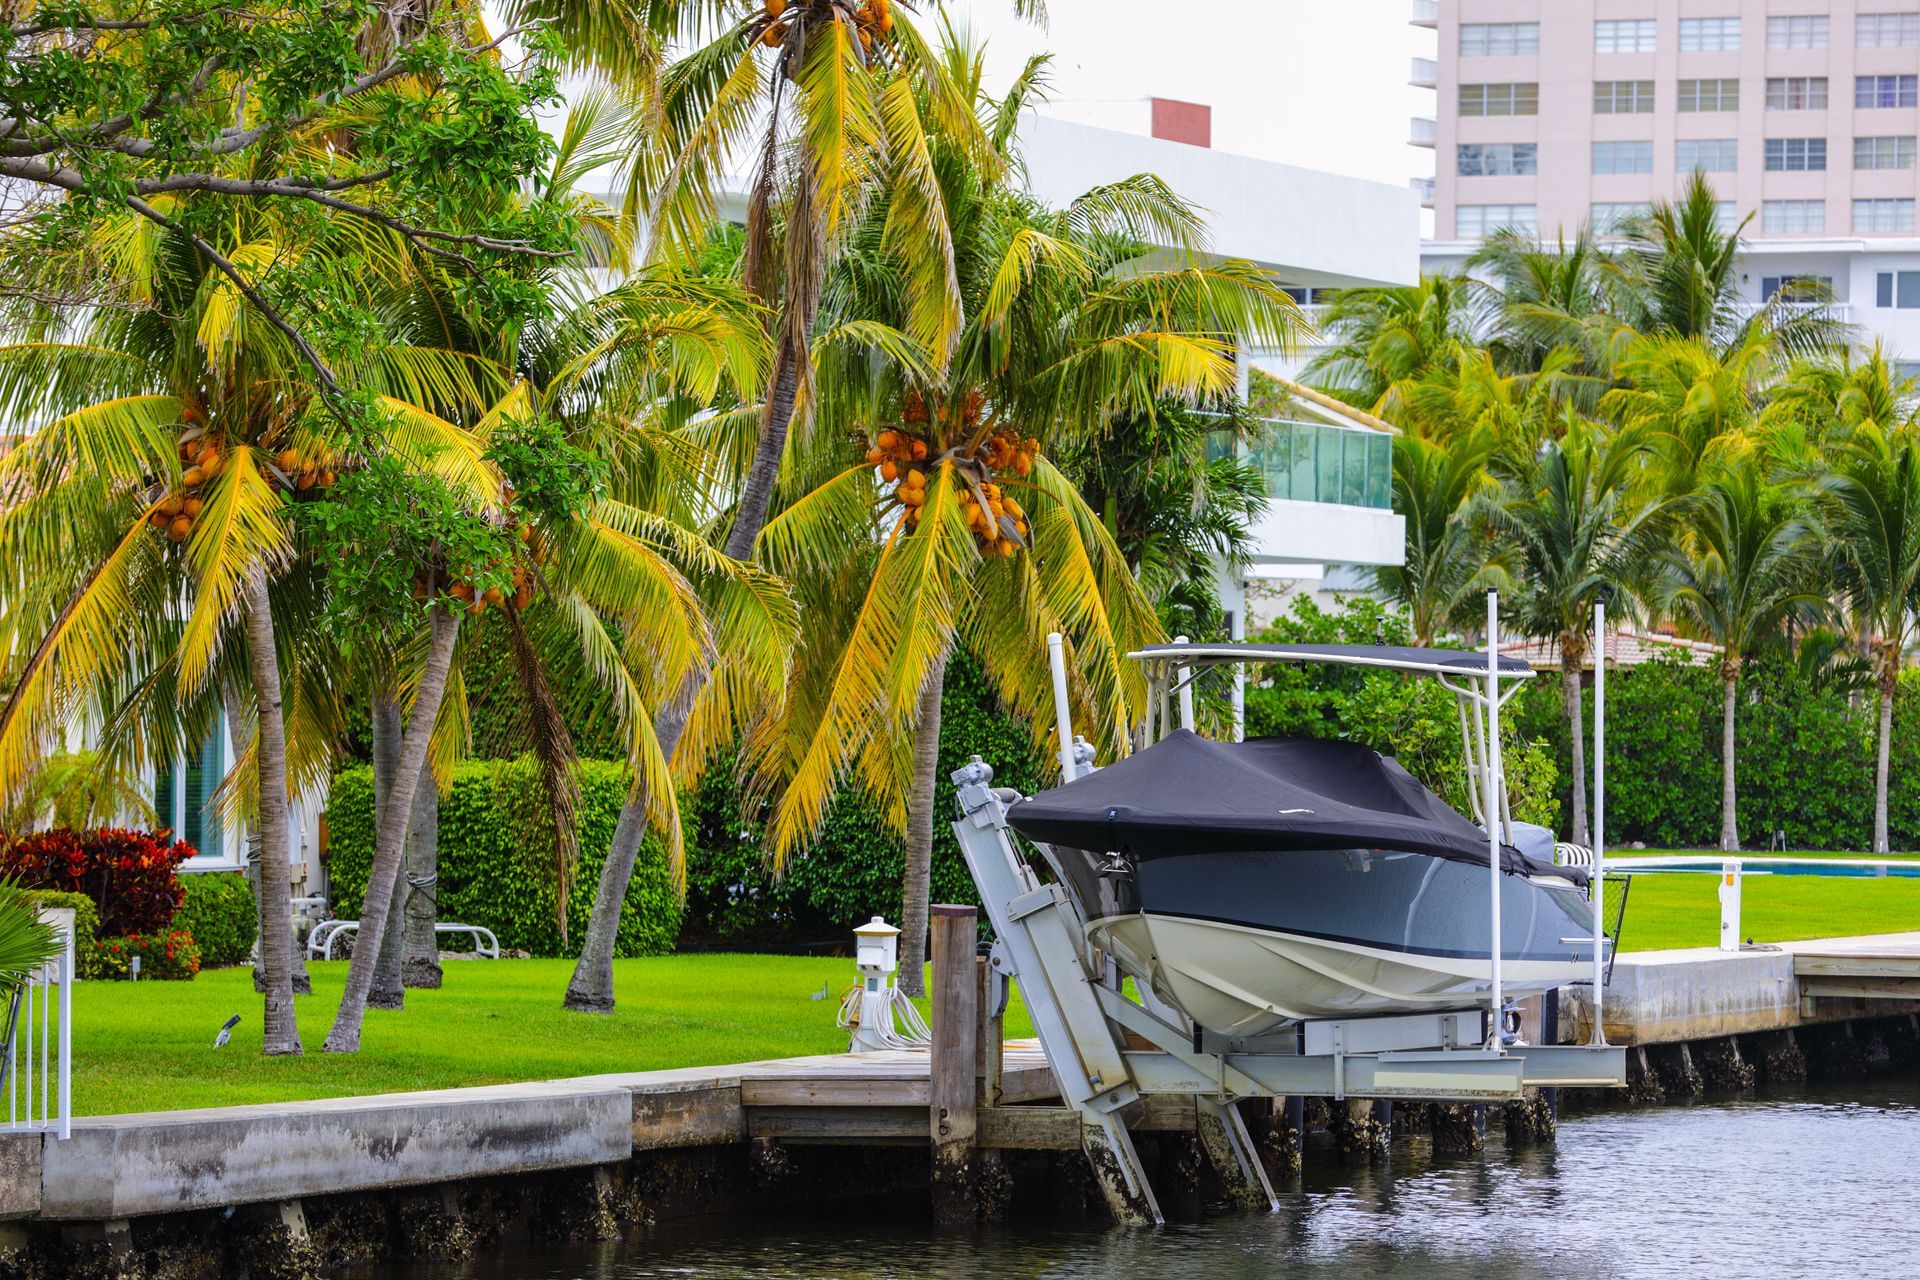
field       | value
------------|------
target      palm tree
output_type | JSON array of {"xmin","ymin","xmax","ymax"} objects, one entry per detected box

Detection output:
[
  {"xmin": 1303, "ymin": 275, "xmax": 1480, "ymax": 417},
  {"xmin": 1468, "ymin": 225, "xmax": 1613, "ymax": 380},
  {"xmin": 1822, "ymin": 422, "xmax": 1920, "ymax": 854},
  {"xmin": 1372, "ymin": 426, "xmax": 1507, "ymax": 646},
  {"xmin": 1603, "ymin": 329, "xmax": 1773, "ymax": 495},
  {"xmin": 758, "ymin": 55, "xmax": 1305, "ymax": 992},
  {"xmin": 1495, "ymin": 418, "xmax": 1664, "ymax": 847},
  {"xmin": 1656, "ymin": 465, "xmax": 1829, "ymax": 850},
  {"xmin": 0, "ymin": 749, "xmax": 157, "ymax": 833}
]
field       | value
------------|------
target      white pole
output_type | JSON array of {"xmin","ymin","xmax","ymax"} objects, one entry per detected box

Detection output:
[
  {"xmin": 1591, "ymin": 598, "xmax": 1607, "ymax": 1045},
  {"xmin": 1230, "ymin": 592, "xmax": 1247, "ymax": 743},
  {"xmin": 1174, "ymin": 634, "xmax": 1196, "ymax": 733},
  {"xmin": 58, "ymin": 926, "xmax": 70, "ymax": 1138},
  {"xmin": 1047, "ymin": 632, "xmax": 1078, "ymax": 782},
  {"xmin": 1486, "ymin": 590, "xmax": 1505, "ymax": 1049}
]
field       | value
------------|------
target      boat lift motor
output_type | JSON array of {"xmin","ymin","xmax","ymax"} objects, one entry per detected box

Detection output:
[{"xmin": 839, "ymin": 916, "xmax": 931, "ymax": 1053}]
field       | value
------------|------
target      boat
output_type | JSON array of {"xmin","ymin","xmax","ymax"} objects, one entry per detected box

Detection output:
[{"xmin": 1006, "ymin": 726, "xmax": 1594, "ymax": 1036}]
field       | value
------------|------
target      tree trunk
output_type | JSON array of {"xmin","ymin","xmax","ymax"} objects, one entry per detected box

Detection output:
[
  {"xmin": 368, "ymin": 691, "xmax": 407, "ymax": 1010},
  {"xmin": 1875, "ymin": 666, "xmax": 1895, "ymax": 855},
  {"xmin": 562, "ymin": 165, "xmax": 822, "ymax": 1015},
  {"xmin": 324, "ymin": 605, "xmax": 460, "ymax": 1053},
  {"xmin": 1719, "ymin": 665, "xmax": 1739, "ymax": 853},
  {"xmin": 402, "ymin": 764, "xmax": 441, "ymax": 988},
  {"xmin": 896, "ymin": 648, "xmax": 950, "ymax": 1000},
  {"xmin": 225, "ymin": 676, "xmax": 312, "ymax": 998},
  {"xmin": 1562, "ymin": 639, "xmax": 1589, "ymax": 849},
  {"xmin": 240, "ymin": 568, "xmax": 301, "ymax": 1056}
]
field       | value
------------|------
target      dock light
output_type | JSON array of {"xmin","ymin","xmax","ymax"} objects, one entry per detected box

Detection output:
[{"xmin": 839, "ymin": 917, "xmax": 930, "ymax": 1053}]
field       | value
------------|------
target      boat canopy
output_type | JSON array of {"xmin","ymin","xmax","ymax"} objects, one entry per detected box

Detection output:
[
  {"xmin": 1127, "ymin": 642, "xmax": 1536, "ymax": 680},
  {"xmin": 1007, "ymin": 730, "xmax": 1571, "ymax": 880}
]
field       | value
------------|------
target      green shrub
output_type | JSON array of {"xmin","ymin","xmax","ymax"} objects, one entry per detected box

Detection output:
[
  {"xmin": 325, "ymin": 759, "xmax": 682, "ymax": 958},
  {"xmin": 176, "ymin": 874, "xmax": 257, "ymax": 967},
  {"xmin": 87, "ymin": 930, "xmax": 200, "ymax": 980}
]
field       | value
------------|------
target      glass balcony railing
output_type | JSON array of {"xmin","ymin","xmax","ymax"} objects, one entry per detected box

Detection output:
[{"xmin": 1238, "ymin": 419, "xmax": 1395, "ymax": 511}]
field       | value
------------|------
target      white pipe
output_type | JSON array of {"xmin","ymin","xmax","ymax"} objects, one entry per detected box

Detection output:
[
  {"xmin": 1485, "ymin": 590, "xmax": 1505, "ymax": 1049},
  {"xmin": 1174, "ymin": 634, "xmax": 1195, "ymax": 732},
  {"xmin": 1230, "ymin": 599, "xmax": 1247, "ymax": 743},
  {"xmin": 1591, "ymin": 598, "xmax": 1607, "ymax": 1045},
  {"xmin": 1048, "ymin": 632, "xmax": 1078, "ymax": 782}
]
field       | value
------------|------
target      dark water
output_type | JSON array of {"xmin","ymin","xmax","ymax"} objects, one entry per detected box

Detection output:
[{"xmin": 382, "ymin": 1079, "xmax": 1920, "ymax": 1280}]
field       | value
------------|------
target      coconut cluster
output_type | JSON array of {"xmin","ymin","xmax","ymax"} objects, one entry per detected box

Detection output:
[
  {"xmin": 758, "ymin": 0, "xmax": 894, "ymax": 55},
  {"xmin": 146, "ymin": 411, "xmax": 230, "ymax": 543},
  {"xmin": 270, "ymin": 447, "xmax": 336, "ymax": 493},
  {"xmin": 868, "ymin": 392, "xmax": 1038, "ymax": 557},
  {"xmin": 410, "ymin": 524, "xmax": 546, "ymax": 616}
]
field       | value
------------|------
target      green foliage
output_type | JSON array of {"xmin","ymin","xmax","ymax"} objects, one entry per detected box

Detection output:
[
  {"xmin": 86, "ymin": 932, "xmax": 200, "ymax": 982},
  {"xmin": 486, "ymin": 415, "xmax": 607, "ymax": 526},
  {"xmin": 326, "ymin": 759, "xmax": 681, "ymax": 958},
  {"xmin": 18, "ymin": 890, "xmax": 98, "ymax": 950},
  {"xmin": 176, "ymin": 875, "xmax": 257, "ymax": 968}
]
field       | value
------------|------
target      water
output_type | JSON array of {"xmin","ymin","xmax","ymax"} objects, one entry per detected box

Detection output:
[{"xmin": 375, "ymin": 1079, "xmax": 1920, "ymax": 1280}]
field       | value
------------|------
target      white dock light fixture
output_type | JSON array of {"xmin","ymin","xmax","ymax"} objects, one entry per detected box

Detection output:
[
  {"xmin": 841, "ymin": 917, "xmax": 931, "ymax": 1053},
  {"xmin": 855, "ymin": 915, "xmax": 900, "ymax": 985}
]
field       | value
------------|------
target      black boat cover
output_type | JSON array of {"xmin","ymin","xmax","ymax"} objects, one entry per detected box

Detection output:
[{"xmin": 1007, "ymin": 730, "xmax": 1574, "ymax": 881}]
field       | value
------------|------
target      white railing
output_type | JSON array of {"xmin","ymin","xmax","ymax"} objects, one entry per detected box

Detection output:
[
  {"xmin": 1607, "ymin": 855, "xmax": 1920, "ymax": 953},
  {"xmin": 1411, "ymin": 0, "xmax": 1438, "ymax": 25},
  {"xmin": 1410, "ymin": 116, "xmax": 1436, "ymax": 146},
  {"xmin": 1410, "ymin": 57, "xmax": 1438, "ymax": 84},
  {"xmin": 3, "ymin": 909, "xmax": 73, "ymax": 1139},
  {"xmin": 1410, "ymin": 176, "xmax": 1435, "ymax": 204},
  {"xmin": 1735, "ymin": 299, "xmax": 1852, "ymax": 322}
]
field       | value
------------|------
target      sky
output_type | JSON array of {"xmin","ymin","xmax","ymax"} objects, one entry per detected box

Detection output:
[{"xmin": 942, "ymin": 0, "xmax": 1432, "ymax": 188}]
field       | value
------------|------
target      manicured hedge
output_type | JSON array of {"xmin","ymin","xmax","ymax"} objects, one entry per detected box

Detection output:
[
  {"xmin": 176, "ymin": 874, "xmax": 258, "ymax": 967},
  {"xmin": 325, "ymin": 758, "xmax": 682, "ymax": 958},
  {"xmin": 87, "ymin": 931, "xmax": 199, "ymax": 981}
]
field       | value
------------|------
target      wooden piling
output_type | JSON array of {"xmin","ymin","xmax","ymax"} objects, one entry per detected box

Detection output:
[
  {"xmin": 975, "ymin": 955, "xmax": 1004, "ymax": 1109},
  {"xmin": 929, "ymin": 905, "xmax": 979, "ymax": 1225}
]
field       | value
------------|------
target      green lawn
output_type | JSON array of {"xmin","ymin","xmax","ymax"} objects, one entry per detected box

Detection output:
[
  {"xmin": 1615, "ymin": 849, "xmax": 1920, "ymax": 951},
  {"xmin": 69, "ymin": 956, "xmax": 1034, "ymax": 1118}
]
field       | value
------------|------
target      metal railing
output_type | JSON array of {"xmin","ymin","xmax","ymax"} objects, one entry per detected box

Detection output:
[
  {"xmin": 1411, "ymin": 0, "xmax": 1438, "ymax": 26},
  {"xmin": 1, "ymin": 910, "xmax": 73, "ymax": 1140},
  {"xmin": 1606, "ymin": 854, "xmax": 1920, "ymax": 953},
  {"xmin": 1410, "ymin": 57, "xmax": 1437, "ymax": 85},
  {"xmin": 1242, "ymin": 418, "xmax": 1394, "ymax": 510},
  {"xmin": 1410, "ymin": 116, "xmax": 1436, "ymax": 146}
]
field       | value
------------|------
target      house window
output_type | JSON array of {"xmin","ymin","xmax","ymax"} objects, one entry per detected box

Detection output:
[
  {"xmin": 1875, "ymin": 271, "xmax": 1920, "ymax": 307},
  {"xmin": 1857, "ymin": 75, "xmax": 1920, "ymax": 108},
  {"xmin": 1677, "ymin": 138, "xmax": 1739, "ymax": 171},
  {"xmin": 1591, "ymin": 202, "xmax": 1651, "ymax": 235},
  {"xmin": 1456, "ymin": 204, "xmax": 1537, "ymax": 238},
  {"xmin": 1761, "ymin": 199, "xmax": 1826, "ymax": 233},
  {"xmin": 153, "ymin": 728, "xmax": 225, "ymax": 863},
  {"xmin": 1767, "ymin": 15, "xmax": 1830, "ymax": 48},
  {"xmin": 1595, "ymin": 80, "xmax": 1656, "ymax": 113},
  {"xmin": 1679, "ymin": 17, "xmax": 1742, "ymax": 51},
  {"xmin": 1857, "ymin": 13, "xmax": 1920, "ymax": 47},
  {"xmin": 1678, "ymin": 79, "xmax": 1741, "ymax": 111},
  {"xmin": 1761, "ymin": 274, "xmax": 1834, "ymax": 300},
  {"xmin": 1715, "ymin": 202, "xmax": 1740, "ymax": 232},
  {"xmin": 1459, "ymin": 83, "xmax": 1539, "ymax": 116},
  {"xmin": 1855, "ymin": 198, "xmax": 1917, "ymax": 232},
  {"xmin": 1766, "ymin": 77, "xmax": 1829, "ymax": 110},
  {"xmin": 1764, "ymin": 137, "xmax": 1828, "ymax": 171},
  {"xmin": 1595, "ymin": 19, "xmax": 1657, "ymax": 53},
  {"xmin": 1458, "ymin": 142, "xmax": 1538, "ymax": 176},
  {"xmin": 1855, "ymin": 136, "xmax": 1918, "ymax": 169},
  {"xmin": 1460, "ymin": 22, "xmax": 1540, "ymax": 56},
  {"xmin": 1593, "ymin": 140, "xmax": 1654, "ymax": 174}
]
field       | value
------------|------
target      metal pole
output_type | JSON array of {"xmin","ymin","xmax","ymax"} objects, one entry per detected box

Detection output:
[
  {"xmin": 1486, "ymin": 590, "xmax": 1505, "ymax": 1049},
  {"xmin": 1048, "ymin": 632, "xmax": 1078, "ymax": 782},
  {"xmin": 1174, "ymin": 634, "xmax": 1196, "ymax": 732},
  {"xmin": 1591, "ymin": 598, "xmax": 1607, "ymax": 1045},
  {"xmin": 57, "ymin": 927, "xmax": 70, "ymax": 1139},
  {"xmin": 1230, "ymin": 595, "xmax": 1247, "ymax": 743}
]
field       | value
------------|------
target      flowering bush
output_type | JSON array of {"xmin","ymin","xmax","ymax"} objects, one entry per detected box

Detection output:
[
  {"xmin": 85, "ymin": 931, "xmax": 200, "ymax": 981},
  {"xmin": 0, "ymin": 827, "xmax": 192, "ymax": 936}
]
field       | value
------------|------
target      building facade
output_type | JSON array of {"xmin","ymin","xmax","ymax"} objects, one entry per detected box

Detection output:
[{"xmin": 1413, "ymin": 1, "xmax": 1920, "ymax": 360}]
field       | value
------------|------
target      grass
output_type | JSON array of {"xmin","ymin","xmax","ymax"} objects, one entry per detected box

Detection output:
[
  {"xmin": 1616, "ymin": 849, "xmax": 1920, "ymax": 951},
  {"xmin": 69, "ymin": 956, "xmax": 1034, "ymax": 1119}
]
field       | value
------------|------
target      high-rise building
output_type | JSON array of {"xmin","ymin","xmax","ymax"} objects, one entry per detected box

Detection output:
[{"xmin": 1413, "ymin": 1, "xmax": 1920, "ymax": 361}]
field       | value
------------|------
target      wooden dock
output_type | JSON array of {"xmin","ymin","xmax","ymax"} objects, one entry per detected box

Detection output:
[{"xmin": 1780, "ymin": 933, "xmax": 1920, "ymax": 1002}]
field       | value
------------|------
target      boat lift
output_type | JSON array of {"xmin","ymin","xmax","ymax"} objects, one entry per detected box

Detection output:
[{"xmin": 950, "ymin": 592, "xmax": 1627, "ymax": 1223}]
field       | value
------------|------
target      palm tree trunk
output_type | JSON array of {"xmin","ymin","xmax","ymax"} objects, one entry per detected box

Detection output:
[
  {"xmin": 897, "ymin": 648, "xmax": 950, "ymax": 1000},
  {"xmin": 224, "ymin": 676, "xmax": 312, "ymax": 997},
  {"xmin": 240, "ymin": 567, "xmax": 301, "ymax": 1057},
  {"xmin": 324, "ymin": 604, "xmax": 460, "ymax": 1053},
  {"xmin": 368, "ymin": 691, "xmax": 406, "ymax": 1010},
  {"xmin": 563, "ymin": 162, "xmax": 822, "ymax": 1015},
  {"xmin": 1719, "ymin": 666, "xmax": 1739, "ymax": 853},
  {"xmin": 1875, "ymin": 661, "xmax": 1896, "ymax": 855},
  {"xmin": 1562, "ymin": 639, "xmax": 1589, "ymax": 849},
  {"xmin": 402, "ymin": 765, "xmax": 441, "ymax": 989}
]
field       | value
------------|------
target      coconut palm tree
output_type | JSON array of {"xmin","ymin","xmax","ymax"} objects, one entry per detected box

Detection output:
[
  {"xmin": 1371, "ymin": 426, "xmax": 1507, "ymax": 646},
  {"xmin": 756, "ymin": 55, "xmax": 1305, "ymax": 992},
  {"xmin": 1655, "ymin": 465, "xmax": 1830, "ymax": 851},
  {"xmin": 1303, "ymin": 274, "xmax": 1480, "ymax": 418},
  {"xmin": 1495, "ymin": 418, "xmax": 1666, "ymax": 847},
  {"xmin": 1602, "ymin": 329, "xmax": 1773, "ymax": 496}
]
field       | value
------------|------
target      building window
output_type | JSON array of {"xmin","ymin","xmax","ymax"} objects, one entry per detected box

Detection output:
[
  {"xmin": 1855, "ymin": 198, "xmax": 1917, "ymax": 232},
  {"xmin": 1591, "ymin": 202, "xmax": 1651, "ymax": 235},
  {"xmin": 1592, "ymin": 140, "xmax": 1654, "ymax": 174},
  {"xmin": 1679, "ymin": 17, "xmax": 1743, "ymax": 51},
  {"xmin": 1459, "ymin": 83, "xmax": 1539, "ymax": 116},
  {"xmin": 1456, "ymin": 204, "xmax": 1537, "ymax": 238},
  {"xmin": 1877, "ymin": 272, "xmax": 1920, "ymax": 307},
  {"xmin": 1767, "ymin": 15, "xmax": 1830, "ymax": 48},
  {"xmin": 1595, "ymin": 80, "xmax": 1656, "ymax": 113},
  {"xmin": 1764, "ymin": 137, "xmax": 1828, "ymax": 171},
  {"xmin": 1678, "ymin": 79, "xmax": 1741, "ymax": 112},
  {"xmin": 1857, "ymin": 13, "xmax": 1920, "ymax": 47},
  {"xmin": 1595, "ymin": 19, "xmax": 1657, "ymax": 53},
  {"xmin": 1460, "ymin": 22, "xmax": 1540, "ymax": 56},
  {"xmin": 153, "ymin": 729, "xmax": 225, "ymax": 864},
  {"xmin": 1857, "ymin": 75, "xmax": 1920, "ymax": 108},
  {"xmin": 1856, "ymin": 136, "xmax": 1918, "ymax": 169},
  {"xmin": 1458, "ymin": 142, "xmax": 1538, "ymax": 177},
  {"xmin": 1761, "ymin": 274, "xmax": 1834, "ymax": 300},
  {"xmin": 1715, "ymin": 202, "xmax": 1741, "ymax": 233},
  {"xmin": 1761, "ymin": 199, "xmax": 1826, "ymax": 233},
  {"xmin": 1765, "ymin": 77, "xmax": 1829, "ymax": 110},
  {"xmin": 1677, "ymin": 138, "xmax": 1739, "ymax": 171}
]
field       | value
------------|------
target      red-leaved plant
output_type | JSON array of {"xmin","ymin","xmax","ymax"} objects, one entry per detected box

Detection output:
[{"xmin": 0, "ymin": 827, "xmax": 192, "ymax": 935}]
